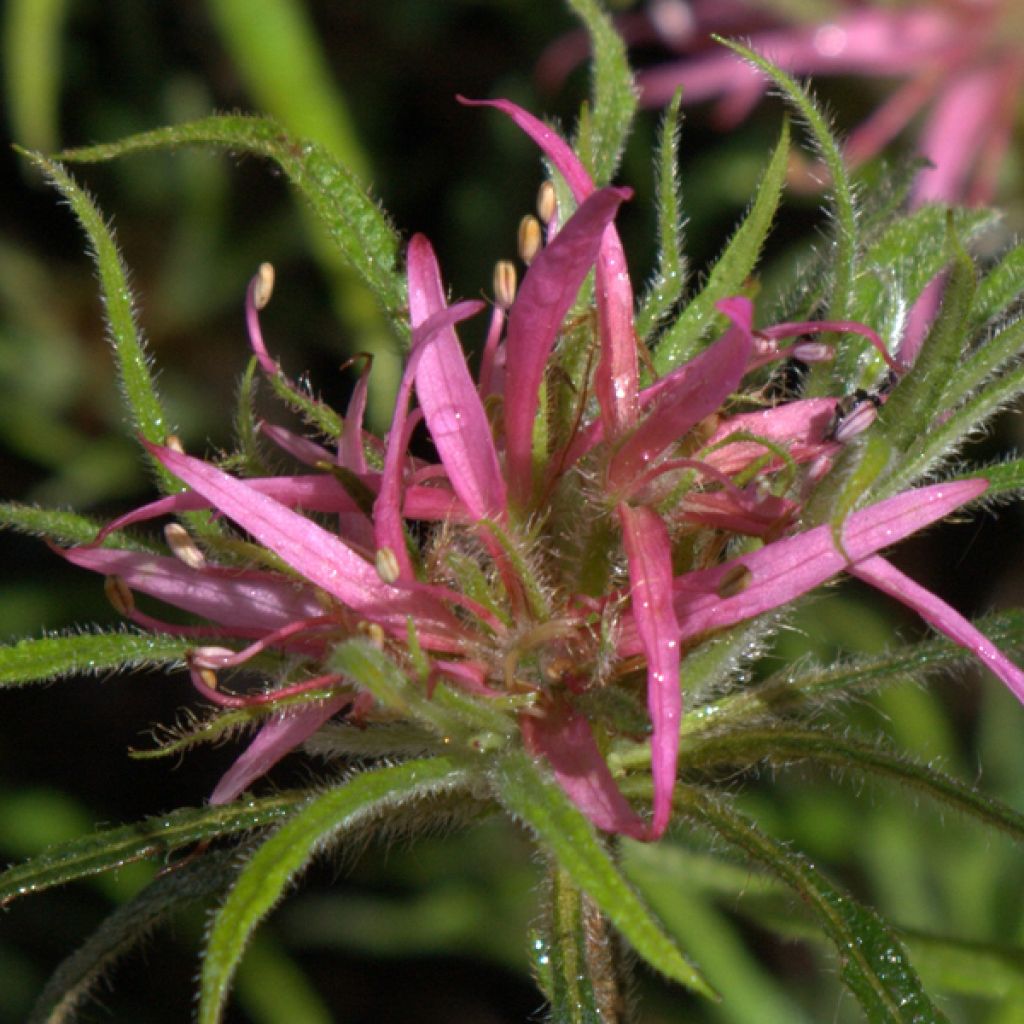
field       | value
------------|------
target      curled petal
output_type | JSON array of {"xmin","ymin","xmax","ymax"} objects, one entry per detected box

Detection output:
[{"xmin": 620, "ymin": 504, "xmax": 681, "ymax": 840}]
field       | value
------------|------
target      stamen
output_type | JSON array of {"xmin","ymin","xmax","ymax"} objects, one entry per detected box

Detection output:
[
  {"xmin": 716, "ymin": 564, "xmax": 753, "ymax": 598},
  {"xmin": 253, "ymin": 262, "xmax": 275, "ymax": 310},
  {"xmin": 358, "ymin": 621, "xmax": 387, "ymax": 649},
  {"xmin": 164, "ymin": 522, "xmax": 206, "ymax": 570},
  {"xmin": 536, "ymin": 180, "xmax": 557, "ymax": 225},
  {"xmin": 104, "ymin": 574, "xmax": 135, "ymax": 616},
  {"xmin": 518, "ymin": 215, "xmax": 543, "ymax": 265},
  {"xmin": 165, "ymin": 434, "xmax": 185, "ymax": 454},
  {"xmin": 493, "ymin": 260, "xmax": 517, "ymax": 309},
  {"xmin": 376, "ymin": 547, "xmax": 401, "ymax": 584}
]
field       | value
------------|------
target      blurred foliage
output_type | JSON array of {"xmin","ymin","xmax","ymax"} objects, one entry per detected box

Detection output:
[{"xmin": 2, "ymin": 2, "xmax": 1024, "ymax": 1023}]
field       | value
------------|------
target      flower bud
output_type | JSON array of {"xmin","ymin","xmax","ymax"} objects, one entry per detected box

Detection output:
[
  {"xmin": 493, "ymin": 260, "xmax": 517, "ymax": 309},
  {"xmin": 164, "ymin": 523, "xmax": 206, "ymax": 570},
  {"xmin": 518, "ymin": 215, "xmax": 542, "ymax": 266}
]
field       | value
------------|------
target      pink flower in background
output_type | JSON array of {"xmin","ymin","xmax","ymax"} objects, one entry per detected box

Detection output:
[
  {"xmin": 60, "ymin": 97, "xmax": 1024, "ymax": 842},
  {"xmin": 541, "ymin": 0, "xmax": 1024, "ymax": 206}
]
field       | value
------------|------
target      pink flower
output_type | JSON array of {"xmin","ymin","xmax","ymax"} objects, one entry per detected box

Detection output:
[
  {"xmin": 541, "ymin": 0, "xmax": 1024, "ymax": 206},
  {"xmin": 59, "ymin": 97, "xmax": 1024, "ymax": 841}
]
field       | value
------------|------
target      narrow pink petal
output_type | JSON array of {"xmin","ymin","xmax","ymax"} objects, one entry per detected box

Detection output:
[
  {"xmin": 913, "ymin": 67, "xmax": 1004, "ymax": 205},
  {"xmin": 503, "ymin": 187, "xmax": 631, "ymax": 504},
  {"xmin": 340, "ymin": 365, "xmax": 370, "ymax": 474},
  {"xmin": 457, "ymin": 96, "xmax": 594, "ymax": 202},
  {"xmin": 609, "ymin": 298, "xmax": 753, "ymax": 491},
  {"xmin": 673, "ymin": 479, "xmax": 989, "ymax": 640},
  {"xmin": 260, "ymin": 422, "xmax": 334, "ymax": 467},
  {"xmin": 406, "ymin": 235, "xmax": 505, "ymax": 520},
  {"xmin": 142, "ymin": 441, "xmax": 449, "ymax": 629},
  {"xmin": 848, "ymin": 555, "xmax": 1024, "ymax": 703},
  {"xmin": 703, "ymin": 398, "xmax": 838, "ymax": 474},
  {"xmin": 210, "ymin": 696, "xmax": 350, "ymax": 804},
  {"xmin": 519, "ymin": 704, "xmax": 648, "ymax": 840},
  {"xmin": 619, "ymin": 504, "xmax": 681, "ymax": 839},
  {"xmin": 60, "ymin": 547, "xmax": 325, "ymax": 632},
  {"xmin": 374, "ymin": 298, "xmax": 486, "ymax": 576},
  {"xmin": 594, "ymin": 229, "xmax": 640, "ymax": 437}
]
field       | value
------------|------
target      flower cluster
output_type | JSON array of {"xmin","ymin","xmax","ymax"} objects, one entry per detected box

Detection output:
[
  {"xmin": 542, "ymin": 0, "xmax": 1024, "ymax": 205},
  {"xmin": 59, "ymin": 97, "xmax": 1024, "ymax": 841}
]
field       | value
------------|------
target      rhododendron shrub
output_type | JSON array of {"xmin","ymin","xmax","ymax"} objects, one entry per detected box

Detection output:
[{"xmin": 5, "ymin": 5, "xmax": 1024, "ymax": 1022}]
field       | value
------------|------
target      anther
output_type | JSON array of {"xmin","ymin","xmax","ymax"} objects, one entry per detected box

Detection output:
[
  {"xmin": 716, "ymin": 564, "xmax": 753, "ymax": 598},
  {"xmin": 253, "ymin": 262, "xmax": 275, "ymax": 310},
  {"xmin": 358, "ymin": 621, "xmax": 386, "ymax": 649},
  {"xmin": 518, "ymin": 215, "xmax": 543, "ymax": 266},
  {"xmin": 536, "ymin": 181, "xmax": 557, "ymax": 225},
  {"xmin": 199, "ymin": 667, "xmax": 219, "ymax": 691},
  {"xmin": 493, "ymin": 260, "xmax": 517, "ymax": 310},
  {"xmin": 104, "ymin": 574, "xmax": 135, "ymax": 615},
  {"xmin": 189, "ymin": 646, "xmax": 236, "ymax": 669},
  {"xmin": 375, "ymin": 547, "xmax": 400, "ymax": 584},
  {"xmin": 164, "ymin": 523, "xmax": 206, "ymax": 570},
  {"xmin": 165, "ymin": 434, "xmax": 185, "ymax": 454}
]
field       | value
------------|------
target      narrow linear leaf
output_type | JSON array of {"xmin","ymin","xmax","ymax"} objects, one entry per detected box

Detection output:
[
  {"xmin": 689, "ymin": 609, "xmax": 1024, "ymax": 726},
  {"xmin": 3, "ymin": 0, "xmax": 69, "ymax": 152},
  {"xmin": 565, "ymin": 0, "xmax": 637, "ymax": 188},
  {"xmin": 715, "ymin": 38, "xmax": 857, "ymax": 334},
  {"xmin": 680, "ymin": 726, "xmax": 1024, "ymax": 843},
  {"xmin": 16, "ymin": 151, "xmax": 177, "ymax": 491},
  {"xmin": 0, "ymin": 795, "xmax": 304, "ymax": 905},
  {"xmin": 57, "ymin": 116, "xmax": 405, "ymax": 325},
  {"xmin": 902, "ymin": 927, "xmax": 1024, "ymax": 1001},
  {"xmin": 945, "ymin": 317, "xmax": 1024, "ymax": 409},
  {"xmin": 494, "ymin": 750, "xmax": 715, "ymax": 999},
  {"xmin": 966, "ymin": 457, "xmax": 1024, "ymax": 498},
  {"xmin": 199, "ymin": 757, "xmax": 468, "ymax": 1024},
  {"xmin": 28, "ymin": 848, "xmax": 241, "ymax": 1024},
  {"xmin": 0, "ymin": 629, "xmax": 191, "ymax": 687},
  {"xmin": 969, "ymin": 238, "xmax": 1024, "ymax": 333},
  {"xmin": 654, "ymin": 119, "xmax": 789, "ymax": 373},
  {"xmin": 636, "ymin": 89, "xmax": 687, "ymax": 342},
  {"xmin": 0, "ymin": 501, "xmax": 156, "ymax": 551},
  {"xmin": 677, "ymin": 787, "xmax": 949, "ymax": 1022}
]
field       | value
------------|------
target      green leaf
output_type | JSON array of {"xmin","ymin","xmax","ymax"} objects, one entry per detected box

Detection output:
[
  {"xmin": 565, "ymin": 0, "xmax": 637, "ymax": 188},
  {"xmin": 0, "ymin": 501, "xmax": 156, "ymax": 551},
  {"xmin": 636, "ymin": 89, "xmax": 687, "ymax": 343},
  {"xmin": 57, "ymin": 115, "xmax": 405, "ymax": 326},
  {"xmin": 969, "ymin": 238, "xmax": 1024, "ymax": 333},
  {"xmin": 199, "ymin": 757, "xmax": 468, "ymax": 1023},
  {"xmin": 0, "ymin": 795, "xmax": 304, "ymax": 905},
  {"xmin": 969, "ymin": 457, "xmax": 1024, "ymax": 498},
  {"xmin": 689, "ymin": 609, "xmax": 1024, "ymax": 725},
  {"xmin": 902, "ymin": 927, "xmax": 1024, "ymax": 1001},
  {"xmin": 881, "ymin": 216, "xmax": 976, "ymax": 453},
  {"xmin": 494, "ymin": 750, "xmax": 715, "ymax": 999},
  {"xmin": 207, "ymin": 0, "xmax": 369, "ymax": 181},
  {"xmin": 943, "ymin": 316, "xmax": 1024, "ymax": 410},
  {"xmin": 0, "ymin": 629, "xmax": 191, "ymax": 687},
  {"xmin": 654, "ymin": 119, "xmax": 789, "ymax": 373},
  {"xmin": 714, "ymin": 38, "xmax": 857, "ymax": 332},
  {"xmin": 16, "ymin": 151, "xmax": 177, "ymax": 491},
  {"xmin": 677, "ymin": 787, "xmax": 949, "ymax": 1022},
  {"xmin": 679, "ymin": 726, "xmax": 1024, "ymax": 843},
  {"xmin": 3, "ymin": 0, "xmax": 70, "ymax": 152},
  {"xmin": 28, "ymin": 848, "xmax": 241, "ymax": 1024}
]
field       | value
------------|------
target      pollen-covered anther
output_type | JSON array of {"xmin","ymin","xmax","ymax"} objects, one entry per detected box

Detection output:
[
  {"xmin": 165, "ymin": 434, "xmax": 185, "ymax": 454},
  {"xmin": 252, "ymin": 262, "xmax": 275, "ymax": 310},
  {"xmin": 375, "ymin": 547, "xmax": 400, "ymax": 584},
  {"xmin": 493, "ymin": 260, "xmax": 517, "ymax": 310},
  {"xmin": 518, "ymin": 214, "xmax": 543, "ymax": 265},
  {"xmin": 164, "ymin": 522, "xmax": 206, "ymax": 570},
  {"xmin": 357, "ymin": 621, "xmax": 386, "ymax": 649},
  {"xmin": 536, "ymin": 180, "xmax": 557, "ymax": 225},
  {"xmin": 199, "ymin": 667, "xmax": 219, "ymax": 691},
  {"xmin": 792, "ymin": 340, "xmax": 834, "ymax": 363},
  {"xmin": 103, "ymin": 574, "xmax": 135, "ymax": 615},
  {"xmin": 716, "ymin": 563, "xmax": 753, "ymax": 598}
]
